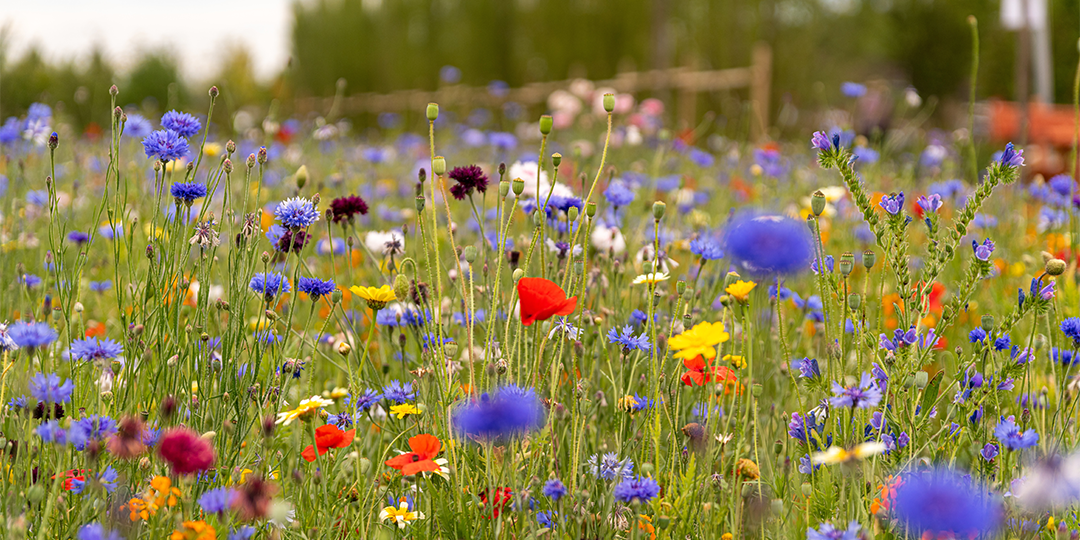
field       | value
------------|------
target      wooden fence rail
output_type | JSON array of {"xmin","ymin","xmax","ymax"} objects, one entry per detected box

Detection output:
[{"xmin": 295, "ymin": 42, "xmax": 772, "ymax": 138}]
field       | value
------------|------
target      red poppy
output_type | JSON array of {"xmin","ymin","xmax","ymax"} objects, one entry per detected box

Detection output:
[
  {"xmin": 478, "ymin": 487, "xmax": 513, "ymax": 518},
  {"xmin": 56, "ymin": 469, "xmax": 87, "ymax": 491},
  {"xmin": 517, "ymin": 277, "xmax": 577, "ymax": 326},
  {"xmin": 384, "ymin": 433, "xmax": 442, "ymax": 475},
  {"xmin": 301, "ymin": 424, "xmax": 356, "ymax": 462},
  {"xmin": 680, "ymin": 356, "xmax": 738, "ymax": 388}
]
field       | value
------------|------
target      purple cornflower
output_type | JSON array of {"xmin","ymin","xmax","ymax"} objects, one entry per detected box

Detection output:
[
  {"xmin": 160, "ymin": 110, "xmax": 202, "ymax": 138},
  {"xmin": 9, "ymin": 322, "xmax": 58, "ymax": 349},
  {"xmin": 829, "ymin": 372, "xmax": 882, "ymax": 409},
  {"xmin": 142, "ymin": 130, "xmax": 189, "ymax": 162},
  {"xmin": 297, "ymin": 277, "xmax": 336, "ymax": 300},
  {"xmin": 542, "ymin": 479, "xmax": 567, "ymax": 500},
  {"xmin": 77, "ymin": 522, "xmax": 122, "ymax": 540},
  {"xmin": 613, "ymin": 476, "xmax": 661, "ymax": 503},
  {"xmin": 274, "ymin": 197, "xmax": 319, "ymax": 229},
  {"xmin": 29, "ymin": 372, "xmax": 74, "ymax": 403},
  {"xmin": 892, "ymin": 467, "xmax": 1001, "ymax": 537},
  {"xmin": 995, "ymin": 415, "xmax": 1039, "ymax": 450},
  {"xmin": 879, "ymin": 192, "xmax": 904, "ymax": 215},
  {"xmin": 811, "ymin": 131, "xmax": 832, "ymax": 152},
  {"xmin": 198, "ymin": 487, "xmax": 234, "ymax": 514},
  {"xmin": 381, "ymin": 380, "xmax": 415, "ymax": 403},
  {"xmin": 917, "ymin": 194, "xmax": 943, "ymax": 213},
  {"xmin": 69, "ymin": 337, "xmax": 123, "ymax": 361},
  {"xmin": 607, "ymin": 325, "xmax": 650, "ymax": 352},
  {"xmin": 249, "ymin": 272, "xmax": 290, "ymax": 302},
  {"xmin": 808, "ymin": 520, "xmax": 863, "ymax": 540},
  {"xmin": 170, "ymin": 182, "xmax": 208, "ymax": 204},
  {"xmin": 1061, "ymin": 317, "xmax": 1080, "ymax": 348},
  {"xmin": 999, "ymin": 142, "xmax": 1025, "ymax": 168},
  {"xmin": 453, "ymin": 385, "xmax": 545, "ymax": 440},
  {"xmin": 972, "ymin": 238, "xmax": 995, "ymax": 261}
]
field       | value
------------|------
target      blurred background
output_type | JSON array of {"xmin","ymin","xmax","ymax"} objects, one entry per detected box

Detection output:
[{"xmin": 1, "ymin": 0, "xmax": 1078, "ymax": 140}]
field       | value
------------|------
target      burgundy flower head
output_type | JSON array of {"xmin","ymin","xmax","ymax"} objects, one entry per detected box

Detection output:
[
  {"xmin": 448, "ymin": 165, "xmax": 489, "ymax": 200},
  {"xmin": 329, "ymin": 195, "xmax": 369, "ymax": 224},
  {"xmin": 276, "ymin": 229, "xmax": 310, "ymax": 253},
  {"xmin": 158, "ymin": 427, "xmax": 215, "ymax": 475}
]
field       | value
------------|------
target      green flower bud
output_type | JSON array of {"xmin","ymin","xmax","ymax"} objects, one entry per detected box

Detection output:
[
  {"xmin": 811, "ymin": 190, "xmax": 827, "ymax": 216},
  {"xmin": 295, "ymin": 165, "xmax": 309, "ymax": 189},
  {"xmin": 847, "ymin": 293, "xmax": 861, "ymax": 311},
  {"xmin": 499, "ymin": 179, "xmax": 510, "ymax": 197},
  {"xmin": 862, "ymin": 250, "xmax": 876, "ymax": 269},
  {"xmin": 432, "ymin": 156, "xmax": 446, "ymax": 176},
  {"xmin": 512, "ymin": 178, "xmax": 525, "ymax": 196},
  {"xmin": 426, "ymin": 102, "xmax": 439, "ymax": 122},
  {"xmin": 415, "ymin": 195, "xmax": 426, "ymax": 212},
  {"xmin": 652, "ymin": 201, "xmax": 666, "ymax": 220},
  {"xmin": 603, "ymin": 93, "xmax": 615, "ymax": 113},
  {"xmin": 586, "ymin": 202, "xmax": 597, "ymax": 218},
  {"xmin": 532, "ymin": 210, "xmax": 544, "ymax": 228},
  {"xmin": 801, "ymin": 482, "xmax": 813, "ymax": 497},
  {"xmin": 539, "ymin": 115, "xmax": 553, "ymax": 135},
  {"xmin": 393, "ymin": 273, "xmax": 410, "ymax": 300},
  {"xmin": 1046, "ymin": 258, "xmax": 1067, "ymax": 276},
  {"xmin": 567, "ymin": 206, "xmax": 579, "ymax": 223},
  {"xmin": 724, "ymin": 271, "xmax": 741, "ymax": 288},
  {"xmin": 331, "ymin": 289, "xmax": 343, "ymax": 305},
  {"xmin": 914, "ymin": 370, "xmax": 929, "ymax": 389},
  {"xmin": 512, "ymin": 268, "xmax": 524, "ymax": 282},
  {"xmin": 676, "ymin": 280, "xmax": 686, "ymax": 295},
  {"xmin": 552, "ymin": 152, "xmax": 562, "ymax": 168},
  {"xmin": 839, "ymin": 252, "xmax": 855, "ymax": 276},
  {"xmin": 981, "ymin": 314, "xmax": 994, "ymax": 332},
  {"xmin": 463, "ymin": 245, "xmax": 478, "ymax": 263},
  {"xmin": 806, "ymin": 214, "xmax": 816, "ymax": 232}
]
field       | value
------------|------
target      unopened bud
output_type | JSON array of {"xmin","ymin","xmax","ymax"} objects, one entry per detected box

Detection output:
[
  {"xmin": 209, "ymin": 85, "xmax": 219, "ymax": 98},
  {"xmin": 432, "ymin": 156, "xmax": 446, "ymax": 176},
  {"xmin": 652, "ymin": 201, "xmax": 666, "ymax": 220},
  {"xmin": 426, "ymin": 102, "xmax": 439, "ymax": 121},
  {"xmin": 463, "ymin": 245, "xmax": 478, "ymax": 263},
  {"xmin": 1046, "ymin": 258, "xmax": 1067, "ymax": 276},
  {"xmin": 295, "ymin": 165, "xmax": 309, "ymax": 189},
  {"xmin": 603, "ymin": 93, "xmax": 615, "ymax": 113},
  {"xmin": 539, "ymin": 115, "xmax": 553, "ymax": 135},
  {"xmin": 811, "ymin": 190, "xmax": 827, "ymax": 216},
  {"xmin": 109, "ymin": 84, "xmax": 119, "ymax": 96}
]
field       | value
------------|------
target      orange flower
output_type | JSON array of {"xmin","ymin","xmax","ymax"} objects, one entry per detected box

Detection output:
[
  {"xmin": 301, "ymin": 424, "xmax": 356, "ymax": 462},
  {"xmin": 125, "ymin": 497, "xmax": 154, "ymax": 521},
  {"xmin": 870, "ymin": 475, "xmax": 903, "ymax": 515},
  {"xmin": 85, "ymin": 321, "xmax": 107, "ymax": 338},
  {"xmin": 517, "ymin": 277, "xmax": 577, "ymax": 326},
  {"xmin": 680, "ymin": 356, "xmax": 739, "ymax": 390},
  {"xmin": 150, "ymin": 475, "xmax": 182, "ymax": 508},
  {"xmin": 385, "ymin": 434, "xmax": 442, "ymax": 476},
  {"xmin": 170, "ymin": 520, "xmax": 216, "ymax": 540}
]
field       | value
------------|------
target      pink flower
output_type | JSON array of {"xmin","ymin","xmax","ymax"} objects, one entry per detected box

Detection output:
[{"xmin": 158, "ymin": 427, "xmax": 215, "ymax": 475}]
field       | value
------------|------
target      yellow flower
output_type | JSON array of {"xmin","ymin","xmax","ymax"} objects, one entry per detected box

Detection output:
[
  {"xmin": 724, "ymin": 354, "xmax": 746, "ymax": 369},
  {"xmin": 351, "ymin": 285, "xmax": 396, "ymax": 310},
  {"xmin": 811, "ymin": 442, "xmax": 886, "ymax": 465},
  {"xmin": 632, "ymin": 272, "xmax": 670, "ymax": 285},
  {"xmin": 390, "ymin": 403, "xmax": 421, "ymax": 419},
  {"xmin": 329, "ymin": 387, "xmax": 349, "ymax": 399},
  {"xmin": 150, "ymin": 475, "xmax": 181, "ymax": 508},
  {"xmin": 170, "ymin": 520, "xmax": 216, "ymax": 540},
  {"xmin": 724, "ymin": 280, "xmax": 757, "ymax": 301},
  {"xmin": 668, "ymin": 321, "xmax": 729, "ymax": 360},
  {"xmin": 380, "ymin": 497, "xmax": 425, "ymax": 528},
  {"xmin": 276, "ymin": 395, "xmax": 334, "ymax": 425},
  {"xmin": 203, "ymin": 142, "xmax": 222, "ymax": 157}
]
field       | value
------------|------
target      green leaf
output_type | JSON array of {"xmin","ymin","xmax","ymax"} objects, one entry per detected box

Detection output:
[{"xmin": 920, "ymin": 371, "xmax": 943, "ymax": 419}]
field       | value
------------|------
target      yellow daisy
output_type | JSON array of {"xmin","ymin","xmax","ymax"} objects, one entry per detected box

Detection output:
[
  {"xmin": 276, "ymin": 395, "xmax": 334, "ymax": 425},
  {"xmin": 724, "ymin": 280, "xmax": 757, "ymax": 302},
  {"xmin": 350, "ymin": 284, "xmax": 396, "ymax": 310},
  {"xmin": 668, "ymin": 321, "xmax": 729, "ymax": 360},
  {"xmin": 389, "ymin": 403, "xmax": 421, "ymax": 419},
  {"xmin": 811, "ymin": 442, "xmax": 886, "ymax": 465},
  {"xmin": 724, "ymin": 354, "xmax": 746, "ymax": 369},
  {"xmin": 632, "ymin": 272, "xmax": 670, "ymax": 285},
  {"xmin": 380, "ymin": 497, "xmax": 425, "ymax": 528}
]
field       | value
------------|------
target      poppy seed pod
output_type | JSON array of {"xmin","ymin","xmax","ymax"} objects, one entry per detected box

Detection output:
[
  {"xmin": 567, "ymin": 206, "xmax": 579, "ymax": 223},
  {"xmin": 603, "ymin": 93, "xmax": 615, "ymax": 113},
  {"xmin": 981, "ymin": 315, "xmax": 994, "ymax": 332},
  {"xmin": 512, "ymin": 178, "xmax": 525, "ymax": 196},
  {"xmin": 839, "ymin": 252, "xmax": 855, "ymax": 276},
  {"xmin": 426, "ymin": 102, "xmax": 439, "ymax": 121},
  {"xmin": 652, "ymin": 201, "xmax": 666, "ymax": 220},
  {"xmin": 586, "ymin": 202, "xmax": 597, "ymax": 218},
  {"xmin": 862, "ymin": 250, "xmax": 876, "ymax": 269},
  {"xmin": 539, "ymin": 115, "xmax": 553, "ymax": 135},
  {"xmin": 811, "ymin": 190, "xmax": 827, "ymax": 216},
  {"xmin": 552, "ymin": 152, "xmax": 562, "ymax": 168},
  {"xmin": 847, "ymin": 293, "xmax": 861, "ymax": 311},
  {"xmin": 499, "ymin": 179, "xmax": 510, "ymax": 197},
  {"xmin": 432, "ymin": 156, "xmax": 446, "ymax": 176}
]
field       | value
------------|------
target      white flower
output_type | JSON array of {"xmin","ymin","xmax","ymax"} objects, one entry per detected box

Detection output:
[
  {"xmin": 591, "ymin": 223, "xmax": 626, "ymax": 255},
  {"xmin": 364, "ymin": 230, "xmax": 405, "ymax": 255}
]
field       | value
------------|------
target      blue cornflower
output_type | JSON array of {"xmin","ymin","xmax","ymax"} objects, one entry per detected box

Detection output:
[
  {"xmin": 29, "ymin": 372, "xmax": 73, "ymax": 403},
  {"xmin": 7, "ymin": 395, "xmax": 27, "ymax": 410},
  {"xmin": 297, "ymin": 277, "xmax": 336, "ymax": 300},
  {"xmin": 607, "ymin": 325, "xmax": 650, "ymax": 352},
  {"xmin": 19, "ymin": 274, "xmax": 42, "ymax": 288},
  {"xmin": 613, "ymin": 476, "xmax": 661, "ymax": 503},
  {"xmin": 969, "ymin": 328, "xmax": 987, "ymax": 343},
  {"xmin": 88, "ymin": 280, "xmax": 112, "ymax": 292},
  {"xmin": 1061, "ymin": 318, "xmax": 1080, "ymax": 348},
  {"xmin": 879, "ymin": 192, "xmax": 904, "ymax": 215},
  {"xmin": 724, "ymin": 213, "xmax": 814, "ymax": 275},
  {"xmin": 382, "ymin": 380, "xmax": 416, "ymax": 403},
  {"xmin": 972, "ymin": 238, "xmax": 995, "ymax": 261},
  {"xmin": 999, "ymin": 142, "xmax": 1025, "ymax": 168},
  {"xmin": 142, "ymin": 129, "xmax": 189, "ymax": 162},
  {"xmin": 796, "ymin": 357, "xmax": 820, "ymax": 379},
  {"xmin": 228, "ymin": 527, "xmax": 257, "ymax": 540},
  {"xmin": 249, "ymin": 272, "xmax": 291, "ymax": 301},
  {"xmin": 69, "ymin": 337, "xmax": 123, "ymax": 361},
  {"xmin": 604, "ymin": 181, "xmax": 636, "ymax": 207},
  {"xmin": 840, "ymin": 82, "xmax": 867, "ymax": 98},
  {"xmin": 917, "ymin": 194, "xmax": 943, "ymax": 213},
  {"xmin": 892, "ymin": 467, "xmax": 1001, "ymax": 537},
  {"xmin": 124, "ymin": 113, "xmax": 153, "ymax": 138},
  {"xmin": 811, "ymin": 255, "xmax": 834, "ymax": 274},
  {"xmin": 67, "ymin": 231, "xmax": 90, "ymax": 244},
  {"xmin": 537, "ymin": 510, "xmax": 557, "ymax": 529},
  {"xmin": 170, "ymin": 182, "xmax": 207, "ymax": 203},
  {"xmin": 69, "ymin": 415, "xmax": 117, "ymax": 451},
  {"xmin": 994, "ymin": 335, "xmax": 1011, "ymax": 351},
  {"xmin": 9, "ymin": 322, "xmax": 58, "ymax": 349},
  {"xmin": 811, "ymin": 131, "xmax": 832, "ymax": 152},
  {"xmin": 687, "ymin": 147, "xmax": 714, "ymax": 167},
  {"xmin": 689, "ymin": 236, "xmax": 724, "ymax": 261},
  {"xmin": 453, "ymin": 385, "xmax": 545, "ymax": 440},
  {"xmin": 587, "ymin": 452, "xmax": 634, "ymax": 481},
  {"xmin": 198, "ymin": 487, "xmax": 234, "ymax": 514},
  {"xmin": 70, "ymin": 467, "xmax": 118, "ymax": 494},
  {"xmin": 36, "ymin": 420, "xmax": 67, "ymax": 444},
  {"xmin": 160, "ymin": 110, "xmax": 201, "ymax": 138},
  {"xmin": 808, "ymin": 520, "xmax": 863, "ymax": 540},
  {"xmin": 542, "ymin": 479, "xmax": 567, "ymax": 500},
  {"xmin": 274, "ymin": 197, "xmax": 320, "ymax": 229},
  {"xmin": 354, "ymin": 388, "xmax": 382, "ymax": 410},
  {"xmin": 829, "ymin": 372, "xmax": 882, "ymax": 409},
  {"xmin": 995, "ymin": 415, "xmax": 1039, "ymax": 450},
  {"xmin": 76, "ymin": 522, "xmax": 122, "ymax": 540}
]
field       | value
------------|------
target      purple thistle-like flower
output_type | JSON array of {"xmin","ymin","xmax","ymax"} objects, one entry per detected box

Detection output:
[
  {"xmin": 811, "ymin": 131, "xmax": 832, "ymax": 152},
  {"xmin": 160, "ymin": 110, "xmax": 202, "ymax": 138},
  {"xmin": 829, "ymin": 372, "xmax": 882, "ymax": 409},
  {"xmin": 453, "ymin": 385, "xmax": 545, "ymax": 440},
  {"xmin": 995, "ymin": 415, "xmax": 1039, "ymax": 450},
  {"xmin": 612, "ymin": 476, "xmax": 661, "ymax": 503},
  {"xmin": 448, "ymin": 165, "xmax": 489, "ymax": 200},
  {"xmin": 142, "ymin": 129, "xmax": 189, "ymax": 162},
  {"xmin": 879, "ymin": 192, "xmax": 904, "ymax": 215},
  {"xmin": 917, "ymin": 194, "xmax": 943, "ymax": 213},
  {"xmin": 999, "ymin": 142, "xmax": 1025, "ymax": 168}
]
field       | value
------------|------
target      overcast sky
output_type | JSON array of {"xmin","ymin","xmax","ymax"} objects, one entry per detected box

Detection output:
[{"xmin": 2, "ymin": 0, "xmax": 293, "ymax": 80}]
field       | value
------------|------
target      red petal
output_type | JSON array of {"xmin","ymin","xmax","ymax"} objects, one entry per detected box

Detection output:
[
  {"xmin": 301, "ymin": 445, "xmax": 318, "ymax": 462},
  {"xmin": 334, "ymin": 429, "xmax": 356, "ymax": 449},
  {"xmin": 401, "ymin": 459, "xmax": 441, "ymax": 476},
  {"xmin": 408, "ymin": 434, "xmax": 441, "ymax": 459},
  {"xmin": 518, "ymin": 277, "xmax": 570, "ymax": 326},
  {"xmin": 385, "ymin": 452, "xmax": 418, "ymax": 470}
]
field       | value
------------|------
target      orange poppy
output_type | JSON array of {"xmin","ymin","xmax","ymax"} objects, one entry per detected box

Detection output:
[
  {"xmin": 301, "ymin": 424, "xmax": 356, "ymax": 462},
  {"xmin": 680, "ymin": 356, "xmax": 738, "ymax": 388},
  {"xmin": 517, "ymin": 277, "xmax": 577, "ymax": 326},
  {"xmin": 384, "ymin": 433, "xmax": 442, "ymax": 476}
]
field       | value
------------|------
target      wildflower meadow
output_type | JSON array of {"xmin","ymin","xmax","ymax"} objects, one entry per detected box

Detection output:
[{"xmin": 3, "ymin": 67, "xmax": 1080, "ymax": 540}]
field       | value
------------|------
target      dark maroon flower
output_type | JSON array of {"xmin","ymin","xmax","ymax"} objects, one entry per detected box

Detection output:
[
  {"xmin": 158, "ymin": 427, "xmax": 215, "ymax": 475},
  {"xmin": 448, "ymin": 165, "xmax": 489, "ymax": 200},
  {"xmin": 231, "ymin": 476, "xmax": 278, "ymax": 521},
  {"xmin": 107, "ymin": 415, "xmax": 147, "ymax": 460},
  {"xmin": 276, "ymin": 229, "xmax": 309, "ymax": 253},
  {"xmin": 329, "ymin": 195, "xmax": 369, "ymax": 224}
]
